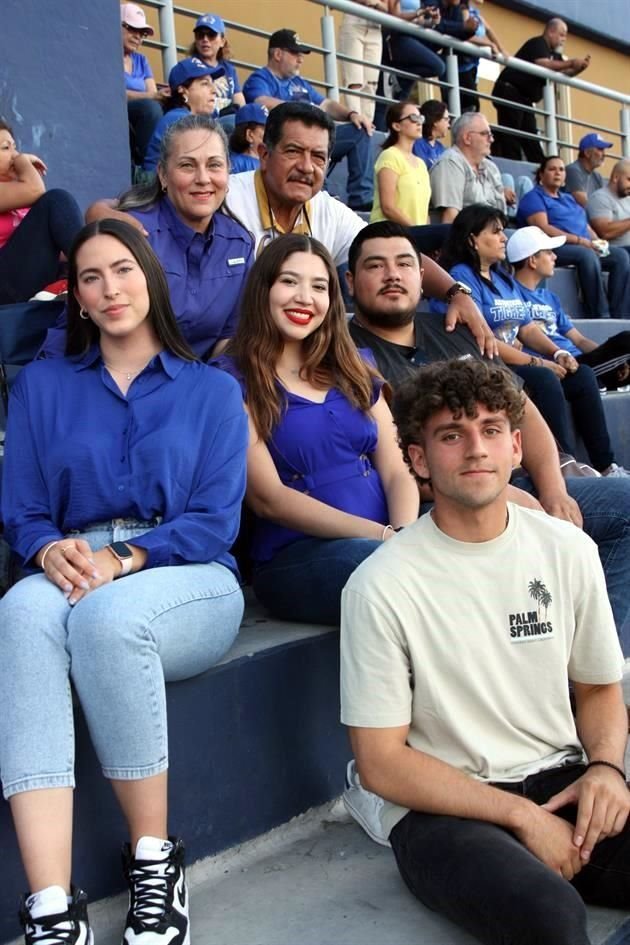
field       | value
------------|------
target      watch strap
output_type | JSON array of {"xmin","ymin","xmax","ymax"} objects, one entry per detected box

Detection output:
[{"xmin": 106, "ymin": 543, "xmax": 133, "ymax": 577}]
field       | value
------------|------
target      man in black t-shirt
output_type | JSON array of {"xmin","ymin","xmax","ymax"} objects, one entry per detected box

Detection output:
[{"xmin": 492, "ymin": 18, "xmax": 590, "ymax": 162}]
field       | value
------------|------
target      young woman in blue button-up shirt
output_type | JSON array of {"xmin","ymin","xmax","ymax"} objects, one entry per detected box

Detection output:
[
  {"xmin": 0, "ymin": 218, "xmax": 247, "ymax": 945},
  {"xmin": 216, "ymin": 233, "xmax": 419, "ymax": 625}
]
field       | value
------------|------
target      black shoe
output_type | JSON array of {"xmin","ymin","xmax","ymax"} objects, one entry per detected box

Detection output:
[
  {"xmin": 19, "ymin": 886, "xmax": 93, "ymax": 944},
  {"xmin": 122, "ymin": 836, "xmax": 189, "ymax": 944}
]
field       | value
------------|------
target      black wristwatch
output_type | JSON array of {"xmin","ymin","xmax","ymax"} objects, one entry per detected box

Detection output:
[
  {"xmin": 444, "ymin": 281, "xmax": 473, "ymax": 303},
  {"xmin": 106, "ymin": 541, "xmax": 133, "ymax": 577}
]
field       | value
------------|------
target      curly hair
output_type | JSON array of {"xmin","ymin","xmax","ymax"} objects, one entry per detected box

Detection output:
[{"xmin": 392, "ymin": 359, "xmax": 525, "ymax": 477}]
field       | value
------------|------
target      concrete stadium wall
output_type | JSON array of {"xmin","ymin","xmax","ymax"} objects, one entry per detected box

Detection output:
[{"xmin": 0, "ymin": 0, "xmax": 131, "ymax": 212}]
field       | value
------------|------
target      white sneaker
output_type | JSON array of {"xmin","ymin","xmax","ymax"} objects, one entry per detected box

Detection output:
[
  {"xmin": 604, "ymin": 463, "xmax": 630, "ymax": 478},
  {"xmin": 20, "ymin": 886, "xmax": 93, "ymax": 944},
  {"xmin": 342, "ymin": 759, "xmax": 391, "ymax": 847},
  {"xmin": 122, "ymin": 836, "xmax": 190, "ymax": 944}
]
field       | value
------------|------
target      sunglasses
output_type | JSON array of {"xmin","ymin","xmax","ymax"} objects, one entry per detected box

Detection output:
[
  {"xmin": 123, "ymin": 23, "xmax": 151, "ymax": 37},
  {"xmin": 400, "ymin": 113, "xmax": 425, "ymax": 125}
]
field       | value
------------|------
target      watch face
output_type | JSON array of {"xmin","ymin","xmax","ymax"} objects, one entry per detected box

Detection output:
[{"xmin": 110, "ymin": 541, "xmax": 133, "ymax": 559}]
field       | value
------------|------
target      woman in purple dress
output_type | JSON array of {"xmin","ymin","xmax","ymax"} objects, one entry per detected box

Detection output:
[{"xmin": 215, "ymin": 234, "xmax": 419, "ymax": 624}]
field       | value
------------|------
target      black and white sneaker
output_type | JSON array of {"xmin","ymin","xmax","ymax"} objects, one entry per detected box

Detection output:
[
  {"xmin": 122, "ymin": 836, "xmax": 189, "ymax": 944},
  {"xmin": 19, "ymin": 885, "xmax": 93, "ymax": 944}
]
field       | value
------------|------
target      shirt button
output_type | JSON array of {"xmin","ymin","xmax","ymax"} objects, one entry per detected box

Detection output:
[{"xmin": 117, "ymin": 484, "xmax": 125, "ymax": 491}]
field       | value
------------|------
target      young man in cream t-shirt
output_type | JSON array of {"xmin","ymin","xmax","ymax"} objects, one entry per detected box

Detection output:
[{"xmin": 341, "ymin": 359, "xmax": 630, "ymax": 945}]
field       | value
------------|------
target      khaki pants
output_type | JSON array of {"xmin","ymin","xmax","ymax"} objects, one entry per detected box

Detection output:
[{"xmin": 338, "ymin": 13, "xmax": 382, "ymax": 121}]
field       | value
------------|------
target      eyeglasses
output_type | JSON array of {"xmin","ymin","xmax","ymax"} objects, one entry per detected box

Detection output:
[
  {"xmin": 400, "ymin": 114, "xmax": 425, "ymax": 125},
  {"xmin": 471, "ymin": 129, "xmax": 493, "ymax": 138},
  {"xmin": 122, "ymin": 23, "xmax": 151, "ymax": 37}
]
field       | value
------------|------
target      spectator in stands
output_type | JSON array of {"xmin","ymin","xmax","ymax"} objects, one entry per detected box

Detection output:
[
  {"xmin": 430, "ymin": 112, "xmax": 514, "ymax": 223},
  {"xmin": 413, "ymin": 99, "xmax": 449, "ymax": 170},
  {"xmin": 371, "ymin": 102, "xmax": 431, "ymax": 226},
  {"xmin": 492, "ymin": 18, "xmax": 590, "ymax": 162},
  {"xmin": 434, "ymin": 203, "xmax": 629, "ymax": 476},
  {"xmin": 242, "ymin": 28, "xmax": 374, "ymax": 212},
  {"xmin": 0, "ymin": 219, "xmax": 247, "ymax": 945},
  {"xmin": 188, "ymin": 14, "xmax": 245, "ymax": 130},
  {"xmin": 228, "ymin": 103, "xmax": 268, "ymax": 174},
  {"xmin": 226, "ymin": 102, "xmax": 496, "ymax": 353},
  {"xmin": 215, "ymin": 233, "xmax": 419, "ymax": 625},
  {"xmin": 436, "ymin": 0, "xmax": 483, "ymax": 112},
  {"xmin": 457, "ymin": 0, "xmax": 507, "ymax": 112},
  {"xmin": 382, "ymin": 0, "xmax": 446, "ymax": 101},
  {"xmin": 143, "ymin": 57, "xmax": 224, "ymax": 173},
  {"xmin": 71, "ymin": 116, "xmax": 253, "ymax": 360},
  {"xmin": 510, "ymin": 226, "xmax": 630, "ymax": 394},
  {"xmin": 344, "ymin": 221, "xmax": 630, "ymax": 647},
  {"xmin": 121, "ymin": 3, "xmax": 165, "ymax": 167},
  {"xmin": 341, "ymin": 358, "xmax": 629, "ymax": 945},
  {"xmin": 338, "ymin": 0, "xmax": 388, "ymax": 123},
  {"xmin": 0, "ymin": 120, "xmax": 82, "ymax": 304},
  {"xmin": 588, "ymin": 159, "xmax": 630, "ymax": 257},
  {"xmin": 517, "ymin": 155, "xmax": 630, "ymax": 318},
  {"xmin": 565, "ymin": 132, "xmax": 611, "ymax": 208}
]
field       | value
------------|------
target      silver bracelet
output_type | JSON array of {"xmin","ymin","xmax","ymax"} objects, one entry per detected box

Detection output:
[
  {"xmin": 552, "ymin": 349, "xmax": 565, "ymax": 362},
  {"xmin": 40, "ymin": 540, "xmax": 59, "ymax": 571},
  {"xmin": 381, "ymin": 524, "xmax": 395, "ymax": 541}
]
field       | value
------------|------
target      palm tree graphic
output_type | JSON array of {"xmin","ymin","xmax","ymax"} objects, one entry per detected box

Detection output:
[{"xmin": 528, "ymin": 579, "xmax": 552, "ymax": 621}]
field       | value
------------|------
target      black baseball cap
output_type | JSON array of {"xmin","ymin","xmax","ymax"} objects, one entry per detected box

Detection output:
[{"xmin": 268, "ymin": 29, "xmax": 311, "ymax": 54}]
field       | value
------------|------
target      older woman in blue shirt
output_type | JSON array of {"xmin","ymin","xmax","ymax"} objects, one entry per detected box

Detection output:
[
  {"xmin": 517, "ymin": 155, "xmax": 630, "ymax": 317},
  {"xmin": 43, "ymin": 115, "xmax": 254, "ymax": 360},
  {"xmin": 0, "ymin": 219, "xmax": 247, "ymax": 945}
]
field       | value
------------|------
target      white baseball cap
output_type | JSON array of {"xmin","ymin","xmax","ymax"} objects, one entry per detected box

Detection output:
[{"xmin": 506, "ymin": 226, "xmax": 566, "ymax": 263}]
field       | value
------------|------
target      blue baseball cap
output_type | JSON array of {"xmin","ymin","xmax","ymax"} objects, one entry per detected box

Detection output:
[
  {"xmin": 194, "ymin": 13, "xmax": 225, "ymax": 34},
  {"xmin": 235, "ymin": 103, "xmax": 269, "ymax": 126},
  {"xmin": 579, "ymin": 132, "xmax": 613, "ymax": 151},
  {"xmin": 169, "ymin": 57, "xmax": 225, "ymax": 90}
]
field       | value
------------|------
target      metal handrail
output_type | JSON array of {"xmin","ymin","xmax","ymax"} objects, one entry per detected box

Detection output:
[{"xmin": 143, "ymin": 0, "xmax": 630, "ymax": 158}]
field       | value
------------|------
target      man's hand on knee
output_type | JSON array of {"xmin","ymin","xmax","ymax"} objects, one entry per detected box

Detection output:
[
  {"xmin": 513, "ymin": 802, "xmax": 583, "ymax": 880},
  {"xmin": 543, "ymin": 767, "xmax": 630, "ymax": 863}
]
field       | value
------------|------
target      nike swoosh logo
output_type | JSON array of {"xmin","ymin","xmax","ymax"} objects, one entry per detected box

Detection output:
[{"xmin": 177, "ymin": 880, "xmax": 187, "ymax": 910}]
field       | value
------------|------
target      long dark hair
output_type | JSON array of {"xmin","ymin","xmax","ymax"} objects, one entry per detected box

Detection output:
[
  {"xmin": 440, "ymin": 204, "xmax": 508, "ymax": 274},
  {"xmin": 382, "ymin": 101, "xmax": 418, "ymax": 150},
  {"xmin": 227, "ymin": 234, "xmax": 378, "ymax": 440},
  {"xmin": 0, "ymin": 119, "xmax": 14, "ymax": 136},
  {"xmin": 66, "ymin": 219, "xmax": 197, "ymax": 361}
]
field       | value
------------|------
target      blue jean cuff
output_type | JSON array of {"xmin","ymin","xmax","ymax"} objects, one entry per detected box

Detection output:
[
  {"xmin": 102, "ymin": 759, "xmax": 168, "ymax": 781},
  {"xmin": 3, "ymin": 772, "xmax": 75, "ymax": 800}
]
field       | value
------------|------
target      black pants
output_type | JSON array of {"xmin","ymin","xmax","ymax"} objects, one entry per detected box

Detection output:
[
  {"xmin": 0, "ymin": 190, "xmax": 83, "ymax": 304},
  {"xmin": 577, "ymin": 331, "xmax": 630, "ymax": 390},
  {"xmin": 390, "ymin": 763, "xmax": 630, "ymax": 945},
  {"xmin": 492, "ymin": 81, "xmax": 544, "ymax": 163}
]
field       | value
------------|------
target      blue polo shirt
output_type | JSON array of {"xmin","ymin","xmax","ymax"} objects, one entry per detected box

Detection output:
[
  {"xmin": 41, "ymin": 198, "xmax": 253, "ymax": 360},
  {"xmin": 515, "ymin": 281, "xmax": 581, "ymax": 356},
  {"xmin": 124, "ymin": 52, "xmax": 153, "ymax": 92},
  {"xmin": 516, "ymin": 185, "xmax": 590, "ymax": 238},
  {"xmin": 412, "ymin": 137, "xmax": 445, "ymax": 170},
  {"xmin": 2, "ymin": 349, "xmax": 247, "ymax": 571},
  {"xmin": 229, "ymin": 152, "xmax": 259, "ymax": 174},
  {"xmin": 243, "ymin": 67, "xmax": 325, "ymax": 106},
  {"xmin": 430, "ymin": 262, "xmax": 531, "ymax": 344}
]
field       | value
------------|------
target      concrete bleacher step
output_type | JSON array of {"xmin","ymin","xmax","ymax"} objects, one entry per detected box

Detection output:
[{"xmin": 9, "ymin": 802, "xmax": 628, "ymax": 945}]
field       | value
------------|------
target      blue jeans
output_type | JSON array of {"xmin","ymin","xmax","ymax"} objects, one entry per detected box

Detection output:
[
  {"xmin": 127, "ymin": 98, "xmax": 163, "ymax": 166},
  {"xmin": 553, "ymin": 244, "xmax": 630, "ymax": 318},
  {"xmin": 329, "ymin": 122, "xmax": 373, "ymax": 208},
  {"xmin": 510, "ymin": 476, "xmax": 630, "ymax": 654},
  {"xmin": 0, "ymin": 525, "xmax": 244, "ymax": 799},
  {"xmin": 384, "ymin": 31, "xmax": 446, "ymax": 92},
  {"xmin": 253, "ymin": 536, "xmax": 381, "ymax": 625},
  {"xmin": 0, "ymin": 190, "xmax": 82, "ymax": 304},
  {"xmin": 390, "ymin": 763, "xmax": 630, "ymax": 945}
]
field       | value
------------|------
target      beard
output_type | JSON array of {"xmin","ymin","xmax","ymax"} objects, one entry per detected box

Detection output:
[{"xmin": 353, "ymin": 293, "xmax": 418, "ymax": 329}]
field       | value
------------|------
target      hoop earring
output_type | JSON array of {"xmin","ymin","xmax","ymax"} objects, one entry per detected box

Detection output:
[{"xmin": 79, "ymin": 308, "xmax": 89, "ymax": 320}]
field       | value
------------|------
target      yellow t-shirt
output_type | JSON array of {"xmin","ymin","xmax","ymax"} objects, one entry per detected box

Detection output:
[{"xmin": 370, "ymin": 146, "xmax": 431, "ymax": 225}]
